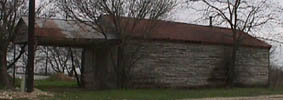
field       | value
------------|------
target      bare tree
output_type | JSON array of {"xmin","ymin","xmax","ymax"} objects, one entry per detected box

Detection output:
[
  {"xmin": 0, "ymin": 0, "xmax": 27, "ymax": 88},
  {"xmin": 188, "ymin": 0, "xmax": 275, "ymax": 86},
  {"xmin": 20, "ymin": 45, "xmax": 82, "ymax": 77},
  {"xmin": 69, "ymin": 48, "xmax": 81, "ymax": 86},
  {"xmin": 7, "ymin": 0, "xmax": 57, "ymax": 72},
  {"xmin": 7, "ymin": 44, "xmax": 26, "ymax": 70},
  {"xmin": 43, "ymin": 47, "xmax": 69, "ymax": 73},
  {"xmin": 57, "ymin": 0, "xmax": 176, "ymax": 88},
  {"xmin": 57, "ymin": 0, "xmax": 176, "ymax": 38},
  {"xmin": 38, "ymin": 46, "xmax": 81, "ymax": 73},
  {"xmin": 0, "ymin": 0, "xmax": 59, "ymax": 89}
]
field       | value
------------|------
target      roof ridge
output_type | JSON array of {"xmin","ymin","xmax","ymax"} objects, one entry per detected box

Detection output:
[
  {"xmin": 17, "ymin": 16, "xmax": 271, "ymax": 48},
  {"xmin": 22, "ymin": 16, "xmax": 245, "ymax": 34},
  {"xmin": 109, "ymin": 15, "xmax": 246, "ymax": 33},
  {"xmin": 21, "ymin": 16, "xmax": 78, "ymax": 22}
]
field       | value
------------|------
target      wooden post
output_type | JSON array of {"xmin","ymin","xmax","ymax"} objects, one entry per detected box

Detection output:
[
  {"xmin": 26, "ymin": 0, "xmax": 36, "ymax": 93},
  {"xmin": 13, "ymin": 44, "xmax": 16, "ymax": 85},
  {"xmin": 45, "ymin": 47, "xmax": 48, "ymax": 76}
]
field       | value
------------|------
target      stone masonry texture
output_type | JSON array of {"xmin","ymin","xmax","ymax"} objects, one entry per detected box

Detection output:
[{"xmin": 126, "ymin": 40, "xmax": 270, "ymax": 88}]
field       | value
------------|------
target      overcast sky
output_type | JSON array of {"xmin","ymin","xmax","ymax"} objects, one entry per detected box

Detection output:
[
  {"xmin": 170, "ymin": 0, "xmax": 283, "ymax": 66},
  {"xmin": 35, "ymin": 0, "xmax": 283, "ymax": 66}
]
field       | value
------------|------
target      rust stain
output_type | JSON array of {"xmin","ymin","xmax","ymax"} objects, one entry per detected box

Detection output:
[
  {"xmin": 17, "ymin": 16, "xmax": 271, "ymax": 48},
  {"xmin": 103, "ymin": 16, "xmax": 271, "ymax": 48},
  {"xmin": 34, "ymin": 20, "xmax": 66, "ymax": 39}
]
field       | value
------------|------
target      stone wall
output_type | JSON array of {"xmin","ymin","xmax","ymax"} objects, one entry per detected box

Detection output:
[
  {"xmin": 235, "ymin": 47, "xmax": 269, "ymax": 86},
  {"xmin": 126, "ymin": 40, "xmax": 270, "ymax": 88},
  {"xmin": 81, "ymin": 40, "xmax": 270, "ymax": 89}
]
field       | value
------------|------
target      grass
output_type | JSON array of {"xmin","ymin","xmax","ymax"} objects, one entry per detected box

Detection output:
[
  {"xmin": 9, "ymin": 75, "xmax": 283, "ymax": 100},
  {"xmin": 35, "ymin": 78, "xmax": 77, "ymax": 90},
  {"xmin": 0, "ymin": 83, "xmax": 4, "ymax": 90},
  {"xmin": 33, "ymin": 77, "xmax": 283, "ymax": 100},
  {"xmin": 37, "ymin": 87, "xmax": 283, "ymax": 100}
]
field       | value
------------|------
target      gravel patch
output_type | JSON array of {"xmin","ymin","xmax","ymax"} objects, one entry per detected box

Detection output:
[{"xmin": 0, "ymin": 88, "xmax": 53, "ymax": 100}]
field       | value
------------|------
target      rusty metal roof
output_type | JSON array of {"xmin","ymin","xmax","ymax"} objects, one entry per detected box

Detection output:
[
  {"xmin": 102, "ymin": 16, "xmax": 271, "ymax": 48},
  {"xmin": 15, "ymin": 16, "xmax": 271, "ymax": 48},
  {"xmin": 15, "ymin": 17, "xmax": 118, "ymax": 47}
]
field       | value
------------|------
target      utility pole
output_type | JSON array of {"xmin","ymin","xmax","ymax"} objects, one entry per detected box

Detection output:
[{"xmin": 26, "ymin": 0, "xmax": 36, "ymax": 93}]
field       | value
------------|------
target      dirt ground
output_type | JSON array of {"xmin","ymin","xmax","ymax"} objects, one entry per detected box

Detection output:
[
  {"xmin": 0, "ymin": 88, "xmax": 53, "ymax": 100},
  {"xmin": 184, "ymin": 95, "xmax": 283, "ymax": 100}
]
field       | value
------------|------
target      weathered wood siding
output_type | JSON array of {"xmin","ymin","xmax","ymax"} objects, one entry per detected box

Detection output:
[{"xmin": 82, "ymin": 46, "xmax": 118, "ymax": 89}]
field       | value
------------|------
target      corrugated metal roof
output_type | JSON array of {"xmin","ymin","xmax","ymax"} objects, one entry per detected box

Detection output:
[
  {"xmin": 15, "ymin": 16, "xmax": 271, "ymax": 48},
  {"xmin": 15, "ymin": 17, "xmax": 118, "ymax": 47},
  {"xmin": 23, "ymin": 17, "xmax": 118, "ymax": 39},
  {"xmin": 102, "ymin": 16, "xmax": 271, "ymax": 48}
]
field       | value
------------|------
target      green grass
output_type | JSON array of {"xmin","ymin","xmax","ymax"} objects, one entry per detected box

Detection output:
[
  {"xmin": 38, "ymin": 88, "xmax": 283, "ymax": 100},
  {"xmin": 12, "ymin": 76, "xmax": 283, "ymax": 100},
  {"xmin": 0, "ymin": 83, "xmax": 4, "ymax": 90},
  {"xmin": 13, "ymin": 76, "xmax": 77, "ymax": 90},
  {"xmin": 35, "ymin": 79, "xmax": 283, "ymax": 100},
  {"xmin": 35, "ymin": 79, "xmax": 77, "ymax": 89}
]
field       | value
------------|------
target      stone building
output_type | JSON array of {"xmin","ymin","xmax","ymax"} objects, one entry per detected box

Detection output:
[{"xmin": 15, "ymin": 16, "xmax": 271, "ymax": 89}]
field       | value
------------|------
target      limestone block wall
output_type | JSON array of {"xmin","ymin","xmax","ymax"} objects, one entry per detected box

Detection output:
[
  {"xmin": 235, "ymin": 47, "xmax": 270, "ymax": 86},
  {"xmin": 126, "ymin": 40, "xmax": 270, "ymax": 88}
]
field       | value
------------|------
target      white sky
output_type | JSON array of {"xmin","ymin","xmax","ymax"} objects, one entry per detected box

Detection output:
[
  {"xmin": 171, "ymin": 0, "xmax": 283, "ymax": 66},
  {"xmin": 34, "ymin": 0, "xmax": 283, "ymax": 66}
]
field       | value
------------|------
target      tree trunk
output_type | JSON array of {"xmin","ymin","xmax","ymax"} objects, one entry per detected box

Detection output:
[
  {"xmin": 80, "ymin": 49, "xmax": 85, "ymax": 88},
  {"xmin": 228, "ymin": 45, "xmax": 236, "ymax": 86},
  {"xmin": 228, "ymin": 30, "xmax": 238, "ymax": 87},
  {"xmin": 70, "ymin": 48, "xmax": 80, "ymax": 86},
  {"xmin": 117, "ymin": 45, "xmax": 129, "ymax": 89},
  {"xmin": 0, "ymin": 48, "xmax": 12, "ymax": 88},
  {"xmin": 117, "ymin": 46, "xmax": 123, "ymax": 88}
]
